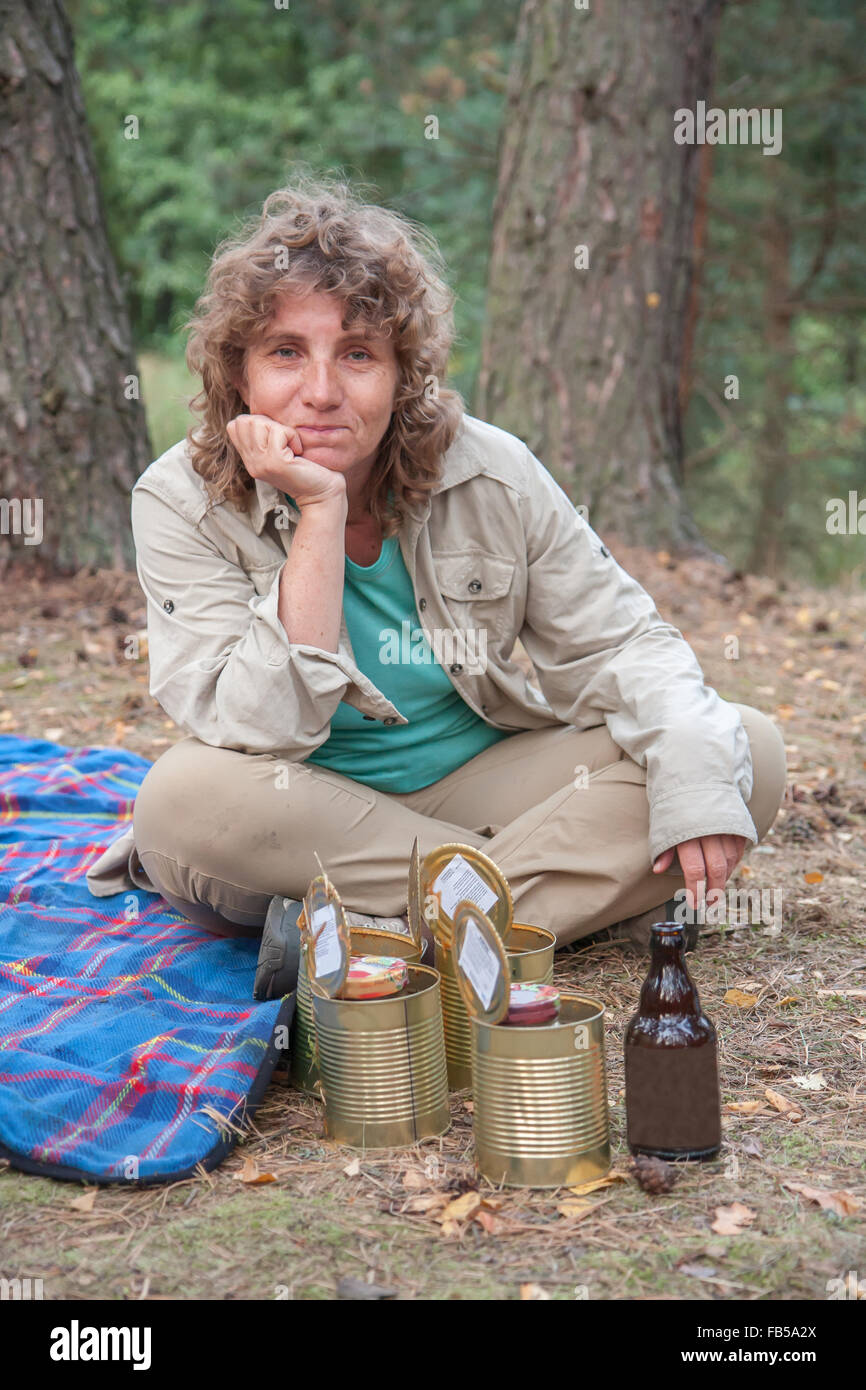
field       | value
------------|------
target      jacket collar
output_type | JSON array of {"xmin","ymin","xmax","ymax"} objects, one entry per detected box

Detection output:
[{"xmin": 247, "ymin": 414, "xmax": 487, "ymax": 535}]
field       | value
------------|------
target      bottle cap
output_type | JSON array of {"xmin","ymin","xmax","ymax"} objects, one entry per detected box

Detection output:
[
  {"xmin": 504, "ymin": 981, "xmax": 561, "ymax": 1027},
  {"xmin": 420, "ymin": 842, "xmax": 513, "ymax": 952},
  {"xmin": 342, "ymin": 955, "xmax": 409, "ymax": 1000},
  {"xmin": 650, "ymin": 921, "xmax": 685, "ymax": 941}
]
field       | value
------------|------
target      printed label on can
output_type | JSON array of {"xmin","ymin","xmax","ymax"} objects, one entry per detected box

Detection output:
[
  {"xmin": 458, "ymin": 916, "xmax": 501, "ymax": 1010},
  {"xmin": 625, "ymin": 1042, "xmax": 721, "ymax": 1152},
  {"xmin": 310, "ymin": 903, "xmax": 341, "ymax": 978},
  {"xmin": 434, "ymin": 853, "xmax": 498, "ymax": 919}
]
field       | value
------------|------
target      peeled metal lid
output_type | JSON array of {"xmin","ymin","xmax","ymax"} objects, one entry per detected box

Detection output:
[
  {"xmin": 420, "ymin": 842, "xmax": 513, "ymax": 952},
  {"xmin": 406, "ymin": 835, "xmax": 425, "ymax": 953},
  {"xmin": 342, "ymin": 955, "xmax": 408, "ymax": 1000},
  {"xmin": 452, "ymin": 902, "xmax": 510, "ymax": 1025},
  {"xmin": 302, "ymin": 873, "xmax": 350, "ymax": 998}
]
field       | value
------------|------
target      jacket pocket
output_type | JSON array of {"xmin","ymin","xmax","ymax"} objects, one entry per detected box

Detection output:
[{"xmin": 433, "ymin": 549, "xmax": 515, "ymax": 602}]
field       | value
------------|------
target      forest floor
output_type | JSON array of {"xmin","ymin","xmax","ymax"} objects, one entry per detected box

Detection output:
[{"xmin": 0, "ymin": 543, "xmax": 864, "ymax": 1301}]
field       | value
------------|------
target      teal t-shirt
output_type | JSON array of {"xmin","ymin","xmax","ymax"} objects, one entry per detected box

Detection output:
[{"xmin": 285, "ymin": 497, "xmax": 512, "ymax": 791}]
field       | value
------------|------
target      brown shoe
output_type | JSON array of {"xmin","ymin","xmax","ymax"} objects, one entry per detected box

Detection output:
[{"xmin": 569, "ymin": 899, "xmax": 697, "ymax": 953}]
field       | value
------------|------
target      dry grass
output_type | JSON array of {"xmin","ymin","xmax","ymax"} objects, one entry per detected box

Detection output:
[{"xmin": 0, "ymin": 545, "xmax": 864, "ymax": 1300}]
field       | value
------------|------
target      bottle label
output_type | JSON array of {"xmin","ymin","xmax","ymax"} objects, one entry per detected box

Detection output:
[{"xmin": 625, "ymin": 1042, "xmax": 721, "ymax": 1153}]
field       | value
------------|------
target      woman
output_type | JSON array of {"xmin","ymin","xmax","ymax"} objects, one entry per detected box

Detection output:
[{"xmin": 89, "ymin": 174, "xmax": 786, "ymax": 985}]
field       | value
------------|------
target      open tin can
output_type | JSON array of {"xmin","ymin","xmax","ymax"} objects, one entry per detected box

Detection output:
[
  {"xmin": 313, "ymin": 961, "xmax": 449, "ymax": 1149},
  {"xmin": 453, "ymin": 902, "xmax": 610, "ymax": 1188},
  {"xmin": 296, "ymin": 869, "xmax": 449, "ymax": 1148},
  {"xmin": 436, "ymin": 919, "xmax": 556, "ymax": 1090},
  {"xmin": 291, "ymin": 914, "xmax": 422, "ymax": 1096}
]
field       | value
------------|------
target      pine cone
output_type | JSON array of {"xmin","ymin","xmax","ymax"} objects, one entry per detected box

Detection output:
[{"xmin": 631, "ymin": 1154, "xmax": 678, "ymax": 1194}]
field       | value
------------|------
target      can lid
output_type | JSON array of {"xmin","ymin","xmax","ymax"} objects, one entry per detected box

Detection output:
[
  {"xmin": 452, "ymin": 901, "xmax": 510, "ymax": 1024},
  {"xmin": 406, "ymin": 835, "xmax": 425, "ymax": 953},
  {"xmin": 342, "ymin": 955, "xmax": 409, "ymax": 999},
  {"xmin": 302, "ymin": 873, "xmax": 351, "ymax": 998},
  {"xmin": 420, "ymin": 842, "xmax": 514, "ymax": 952}
]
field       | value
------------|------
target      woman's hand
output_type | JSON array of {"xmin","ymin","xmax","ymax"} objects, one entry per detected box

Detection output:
[
  {"xmin": 227, "ymin": 413, "xmax": 347, "ymax": 511},
  {"xmin": 652, "ymin": 833, "xmax": 747, "ymax": 912}
]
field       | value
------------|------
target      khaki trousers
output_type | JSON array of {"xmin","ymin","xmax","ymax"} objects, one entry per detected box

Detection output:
[{"xmin": 131, "ymin": 704, "xmax": 786, "ymax": 948}]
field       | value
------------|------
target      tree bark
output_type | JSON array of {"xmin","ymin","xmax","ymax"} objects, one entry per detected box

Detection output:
[
  {"xmin": 747, "ymin": 176, "xmax": 793, "ymax": 578},
  {"xmin": 476, "ymin": 0, "xmax": 724, "ymax": 549},
  {"xmin": 0, "ymin": 0, "xmax": 151, "ymax": 573}
]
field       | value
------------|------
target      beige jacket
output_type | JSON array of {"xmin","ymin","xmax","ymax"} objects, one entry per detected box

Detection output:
[{"xmin": 129, "ymin": 412, "xmax": 757, "ymax": 865}]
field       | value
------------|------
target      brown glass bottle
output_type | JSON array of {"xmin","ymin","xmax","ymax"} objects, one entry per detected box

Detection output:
[{"xmin": 624, "ymin": 922, "xmax": 721, "ymax": 1160}]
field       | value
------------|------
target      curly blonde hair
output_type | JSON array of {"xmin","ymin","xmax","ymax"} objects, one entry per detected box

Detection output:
[{"xmin": 184, "ymin": 170, "xmax": 465, "ymax": 536}]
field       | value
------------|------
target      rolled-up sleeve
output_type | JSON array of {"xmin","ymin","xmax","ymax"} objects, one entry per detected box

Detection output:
[
  {"xmin": 132, "ymin": 484, "xmax": 393, "ymax": 758},
  {"xmin": 516, "ymin": 449, "xmax": 757, "ymax": 863}
]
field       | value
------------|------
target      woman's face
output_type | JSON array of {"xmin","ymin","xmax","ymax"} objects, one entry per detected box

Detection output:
[{"xmin": 240, "ymin": 289, "xmax": 400, "ymax": 477}]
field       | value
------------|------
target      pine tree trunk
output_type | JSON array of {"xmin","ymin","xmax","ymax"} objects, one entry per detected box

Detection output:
[
  {"xmin": 0, "ymin": 0, "xmax": 151, "ymax": 573},
  {"xmin": 476, "ymin": 0, "xmax": 724, "ymax": 549},
  {"xmin": 747, "ymin": 185, "xmax": 793, "ymax": 578}
]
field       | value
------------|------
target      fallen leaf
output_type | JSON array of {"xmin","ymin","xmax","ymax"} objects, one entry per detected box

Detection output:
[
  {"xmin": 70, "ymin": 1189, "xmax": 97, "ymax": 1213},
  {"xmin": 741, "ymin": 1136, "xmax": 763, "ymax": 1158},
  {"xmin": 520, "ymin": 1283, "xmax": 551, "ymax": 1300},
  {"xmin": 474, "ymin": 1209, "xmax": 506, "ymax": 1235},
  {"xmin": 556, "ymin": 1199, "xmax": 594, "ymax": 1219},
  {"xmin": 817, "ymin": 988, "xmax": 866, "ymax": 1000},
  {"xmin": 438, "ymin": 1219, "xmax": 462, "ymax": 1239},
  {"xmin": 725, "ymin": 1100, "xmax": 768, "ymax": 1114},
  {"xmin": 711, "ymin": 1202, "xmax": 757, "ymax": 1236},
  {"xmin": 782, "ymin": 1182, "xmax": 861, "ymax": 1218},
  {"xmin": 343, "ymin": 1157, "xmax": 361, "ymax": 1177},
  {"xmin": 568, "ymin": 1171, "xmax": 627, "ymax": 1197},
  {"xmin": 437, "ymin": 1191, "xmax": 481, "ymax": 1224},
  {"xmin": 480, "ymin": 1195, "xmax": 506, "ymax": 1211},
  {"xmin": 405, "ymin": 1193, "xmax": 449, "ymax": 1214},
  {"xmin": 401, "ymin": 1169, "xmax": 427, "ymax": 1190},
  {"xmin": 724, "ymin": 988, "xmax": 760, "ymax": 1009},
  {"xmin": 789, "ymin": 1072, "xmax": 826, "ymax": 1091},
  {"xmin": 777, "ymin": 996, "xmax": 800, "ymax": 1008},
  {"xmin": 803, "ymin": 871, "xmax": 824, "ymax": 885},
  {"xmin": 234, "ymin": 1156, "xmax": 276, "ymax": 1185},
  {"xmin": 765, "ymin": 1088, "xmax": 804, "ymax": 1121}
]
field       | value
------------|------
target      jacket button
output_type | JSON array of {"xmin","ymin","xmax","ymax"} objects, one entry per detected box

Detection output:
[
  {"xmin": 468, "ymin": 579, "xmax": 482, "ymax": 593},
  {"xmin": 449, "ymin": 663, "xmax": 463, "ymax": 675},
  {"xmin": 163, "ymin": 599, "xmax": 174, "ymax": 613},
  {"xmin": 383, "ymin": 716, "xmax": 397, "ymax": 726},
  {"xmin": 419, "ymin": 597, "xmax": 427, "ymax": 611}
]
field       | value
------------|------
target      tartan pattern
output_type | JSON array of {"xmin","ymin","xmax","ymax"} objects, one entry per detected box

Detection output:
[{"xmin": 0, "ymin": 736, "xmax": 285, "ymax": 1183}]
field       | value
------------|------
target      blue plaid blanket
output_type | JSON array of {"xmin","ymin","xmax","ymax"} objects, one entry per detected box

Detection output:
[{"xmin": 0, "ymin": 736, "xmax": 290, "ymax": 1184}]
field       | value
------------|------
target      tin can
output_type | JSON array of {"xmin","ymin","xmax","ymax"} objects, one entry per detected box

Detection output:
[
  {"xmin": 437, "ymin": 922, "xmax": 556, "ymax": 1090},
  {"xmin": 290, "ymin": 919, "xmax": 422, "ymax": 1095},
  {"xmin": 471, "ymin": 992, "xmax": 611, "ymax": 1188},
  {"xmin": 313, "ymin": 962, "xmax": 450, "ymax": 1149}
]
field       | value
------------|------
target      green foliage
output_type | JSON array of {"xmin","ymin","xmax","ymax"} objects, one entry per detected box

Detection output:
[
  {"xmin": 684, "ymin": 0, "xmax": 866, "ymax": 582},
  {"xmin": 67, "ymin": 0, "xmax": 516, "ymax": 405},
  {"xmin": 69, "ymin": 0, "xmax": 863, "ymax": 582}
]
